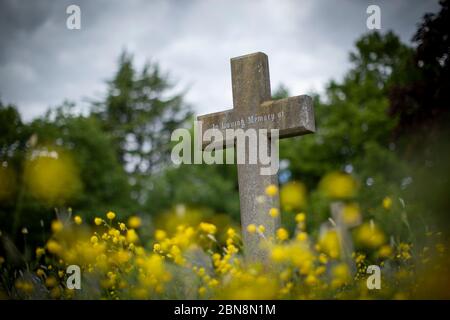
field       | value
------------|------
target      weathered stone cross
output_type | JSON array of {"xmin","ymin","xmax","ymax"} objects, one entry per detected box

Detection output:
[{"xmin": 198, "ymin": 52, "xmax": 315, "ymax": 262}]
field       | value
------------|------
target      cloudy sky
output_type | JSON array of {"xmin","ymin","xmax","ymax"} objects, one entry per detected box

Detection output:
[{"xmin": 0, "ymin": 0, "xmax": 440, "ymax": 121}]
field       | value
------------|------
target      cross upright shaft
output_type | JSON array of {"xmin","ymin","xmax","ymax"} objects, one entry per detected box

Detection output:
[
  {"xmin": 231, "ymin": 52, "xmax": 271, "ymax": 113},
  {"xmin": 231, "ymin": 53, "xmax": 279, "ymax": 263}
]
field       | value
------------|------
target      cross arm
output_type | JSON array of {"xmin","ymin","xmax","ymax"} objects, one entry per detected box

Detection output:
[
  {"xmin": 260, "ymin": 94, "xmax": 315, "ymax": 139},
  {"xmin": 197, "ymin": 95, "xmax": 315, "ymax": 150},
  {"xmin": 197, "ymin": 108, "xmax": 236, "ymax": 150}
]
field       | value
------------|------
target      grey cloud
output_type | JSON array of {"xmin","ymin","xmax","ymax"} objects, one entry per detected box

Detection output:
[{"xmin": 0, "ymin": 0, "xmax": 441, "ymax": 121}]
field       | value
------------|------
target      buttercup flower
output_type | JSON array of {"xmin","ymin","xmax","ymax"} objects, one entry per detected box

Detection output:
[
  {"xmin": 199, "ymin": 222, "xmax": 217, "ymax": 235},
  {"xmin": 128, "ymin": 216, "xmax": 142, "ymax": 228},
  {"xmin": 280, "ymin": 181, "xmax": 307, "ymax": 211},
  {"xmin": 265, "ymin": 184, "xmax": 278, "ymax": 197},
  {"xmin": 106, "ymin": 211, "xmax": 116, "ymax": 220},
  {"xmin": 74, "ymin": 215, "xmax": 82, "ymax": 225},
  {"xmin": 319, "ymin": 171, "xmax": 357, "ymax": 199},
  {"xmin": 246, "ymin": 224, "xmax": 256, "ymax": 233},
  {"xmin": 276, "ymin": 228, "xmax": 289, "ymax": 241},
  {"xmin": 269, "ymin": 208, "xmax": 279, "ymax": 218},
  {"xmin": 295, "ymin": 212, "xmax": 306, "ymax": 223},
  {"xmin": 383, "ymin": 196, "xmax": 393, "ymax": 210},
  {"xmin": 227, "ymin": 228, "xmax": 236, "ymax": 238},
  {"xmin": 354, "ymin": 222, "xmax": 386, "ymax": 249},
  {"xmin": 155, "ymin": 229, "xmax": 167, "ymax": 241},
  {"xmin": 342, "ymin": 203, "xmax": 361, "ymax": 226},
  {"xmin": 51, "ymin": 220, "xmax": 63, "ymax": 233}
]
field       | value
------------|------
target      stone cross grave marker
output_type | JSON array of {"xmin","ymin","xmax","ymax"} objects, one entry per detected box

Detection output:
[
  {"xmin": 197, "ymin": 52, "xmax": 315, "ymax": 262},
  {"xmin": 330, "ymin": 202, "xmax": 360, "ymax": 274}
]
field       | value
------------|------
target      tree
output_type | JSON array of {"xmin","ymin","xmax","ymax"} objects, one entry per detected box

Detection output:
[
  {"xmin": 389, "ymin": 0, "xmax": 450, "ymax": 227},
  {"xmin": 0, "ymin": 102, "xmax": 29, "ymax": 238},
  {"xmin": 0, "ymin": 101, "xmax": 132, "ymax": 246},
  {"xmin": 93, "ymin": 52, "xmax": 192, "ymax": 176},
  {"xmin": 282, "ymin": 32, "xmax": 412, "ymax": 184},
  {"xmin": 279, "ymin": 32, "xmax": 415, "ymax": 235},
  {"xmin": 29, "ymin": 103, "xmax": 133, "ymax": 215}
]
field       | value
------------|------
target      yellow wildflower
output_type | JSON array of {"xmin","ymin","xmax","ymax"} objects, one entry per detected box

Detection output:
[
  {"xmin": 51, "ymin": 220, "xmax": 63, "ymax": 233},
  {"xmin": 296, "ymin": 232, "xmax": 308, "ymax": 242},
  {"xmin": 198, "ymin": 286, "xmax": 206, "ymax": 296},
  {"xmin": 106, "ymin": 211, "xmax": 116, "ymax": 220},
  {"xmin": 319, "ymin": 171, "xmax": 357, "ymax": 199},
  {"xmin": 265, "ymin": 184, "xmax": 278, "ymax": 197},
  {"xmin": 315, "ymin": 265, "xmax": 326, "ymax": 276},
  {"xmin": 74, "ymin": 215, "xmax": 82, "ymax": 225},
  {"xmin": 342, "ymin": 203, "xmax": 361, "ymax": 226},
  {"xmin": 280, "ymin": 181, "xmax": 307, "ymax": 211},
  {"xmin": 94, "ymin": 217, "xmax": 103, "ymax": 226},
  {"xmin": 208, "ymin": 279, "xmax": 219, "ymax": 287},
  {"xmin": 45, "ymin": 276, "xmax": 58, "ymax": 288},
  {"xmin": 199, "ymin": 222, "xmax": 217, "ymax": 234},
  {"xmin": 355, "ymin": 253, "xmax": 365, "ymax": 264},
  {"xmin": 318, "ymin": 253, "xmax": 328, "ymax": 264},
  {"xmin": 295, "ymin": 212, "xmax": 306, "ymax": 223},
  {"xmin": 354, "ymin": 222, "xmax": 386, "ymax": 249},
  {"xmin": 197, "ymin": 267, "xmax": 205, "ymax": 276},
  {"xmin": 271, "ymin": 245, "xmax": 289, "ymax": 262},
  {"xmin": 276, "ymin": 228, "xmax": 289, "ymax": 241},
  {"xmin": 436, "ymin": 243, "xmax": 445, "ymax": 253},
  {"xmin": 227, "ymin": 228, "xmax": 236, "ymax": 238},
  {"xmin": 109, "ymin": 228, "xmax": 120, "ymax": 237},
  {"xmin": 305, "ymin": 274, "xmax": 317, "ymax": 286},
  {"xmin": 258, "ymin": 225, "xmax": 266, "ymax": 233},
  {"xmin": 15, "ymin": 280, "xmax": 34, "ymax": 294},
  {"xmin": 269, "ymin": 208, "xmax": 279, "ymax": 218},
  {"xmin": 126, "ymin": 229, "xmax": 139, "ymax": 243},
  {"xmin": 398, "ymin": 242, "xmax": 412, "ymax": 260},
  {"xmin": 331, "ymin": 263, "xmax": 351, "ymax": 288},
  {"xmin": 246, "ymin": 224, "xmax": 256, "ymax": 234},
  {"xmin": 128, "ymin": 216, "xmax": 142, "ymax": 228},
  {"xmin": 46, "ymin": 240, "xmax": 62, "ymax": 254},
  {"xmin": 383, "ymin": 196, "xmax": 392, "ymax": 210},
  {"xmin": 90, "ymin": 235, "xmax": 98, "ymax": 244},
  {"xmin": 378, "ymin": 245, "xmax": 393, "ymax": 258},
  {"xmin": 318, "ymin": 230, "xmax": 340, "ymax": 258},
  {"xmin": 36, "ymin": 247, "xmax": 45, "ymax": 258},
  {"xmin": 155, "ymin": 229, "xmax": 167, "ymax": 241}
]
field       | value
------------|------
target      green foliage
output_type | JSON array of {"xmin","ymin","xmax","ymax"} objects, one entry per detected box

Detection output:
[
  {"xmin": 91, "ymin": 51, "xmax": 193, "ymax": 211},
  {"xmin": 279, "ymin": 32, "xmax": 420, "ymax": 238},
  {"xmin": 93, "ymin": 51, "xmax": 192, "ymax": 176},
  {"xmin": 0, "ymin": 102, "xmax": 132, "ymax": 245},
  {"xmin": 389, "ymin": 0, "xmax": 450, "ymax": 228},
  {"xmin": 145, "ymin": 163, "xmax": 239, "ymax": 219},
  {"xmin": 30, "ymin": 103, "xmax": 133, "ymax": 216},
  {"xmin": 145, "ymin": 120, "xmax": 240, "ymax": 218}
]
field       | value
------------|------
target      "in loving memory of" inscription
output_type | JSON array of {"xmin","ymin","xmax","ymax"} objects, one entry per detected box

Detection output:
[{"xmin": 211, "ymin": 111, "xmax": 285, "ymax": 130}]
